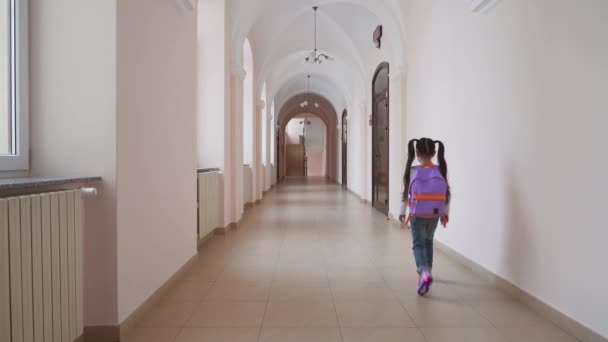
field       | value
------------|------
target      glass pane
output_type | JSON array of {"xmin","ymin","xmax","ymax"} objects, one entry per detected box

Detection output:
[{"xmin": 0, "ymin": 0, "xmax": 12, "ymax": 155}]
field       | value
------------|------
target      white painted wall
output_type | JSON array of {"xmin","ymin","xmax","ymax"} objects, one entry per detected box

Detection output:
[
  {"xmin": 116, "ymin": 0, "xmax": 197, "ymax": 322},
  {"xmin": 29, "ymin": 0, "xmax": 118, "ymax": 326},
  {"xmin": 0, "ymin": 1, "xmax": 8, "ymax": 155},
  {"xmin": 304, "ymin": 117, "xmax": 326, "ymax": 154},
  {"xmin": 243, "ymin": 39, "xmax": 254, "ymax": 165},
  {"xmin": 403, "ymin": 0, "xmax": 608, "ymax": 337},
  {"xmin": 198, "ymin": 0, "xmax": 227, "ymax": 170}
]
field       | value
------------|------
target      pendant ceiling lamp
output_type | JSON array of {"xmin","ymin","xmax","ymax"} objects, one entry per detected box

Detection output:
[
  {"xmin": 300, "ymin": 75, "xmax": 320, "ymax": 108},
  {"xmin": 305, "ymin": 6, "xmax": 334, "ymax": 64}
]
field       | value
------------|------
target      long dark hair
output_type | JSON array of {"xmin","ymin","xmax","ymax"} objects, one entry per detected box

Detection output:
[{"xmin": 402, "ymin": 138, "xmax": 451, "ymax": 203}]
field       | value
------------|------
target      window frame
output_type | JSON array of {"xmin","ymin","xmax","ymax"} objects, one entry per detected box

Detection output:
[{"xmin": 0, "ymin": 0, "xmax": 28, "ymax": 171}]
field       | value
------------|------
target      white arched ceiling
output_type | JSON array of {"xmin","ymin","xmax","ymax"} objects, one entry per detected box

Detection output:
[
  {"xmin": 228, "ymin": 0, "xmax": 407, "ymax": 114},
  {"xmin": 275, "ymin": 74, "xmax": 346, "ymax": 118}
]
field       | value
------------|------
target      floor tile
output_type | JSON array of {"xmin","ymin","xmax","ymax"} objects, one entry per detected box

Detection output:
[
  {"xmin": 123, "ymin": 328, "xmax": 181, "ymax": 342},
  {"xmin": 497, "ymin": 323, "xmax": 580, "ymax": 342},
  {"xmin": 473, "ymin": 300, "xmax": 547, "ymax": 327},
  {"xmin": 330, "ymin": 281, "xmax": 396, "ymax": 301},
  {"xmin": 401, "ymin": 297, "xmax": 492, "ymax": 328},
  {"xmin": 340, "ymin": 327, "xmax": 426, "ymax": 342},
  {"xmin": 259, "ymin": 328, "xmax": 342, "ymax": 342},
  {"xmin": 205, "ymin": 281, "xmax": 270, "ymax": 301},
  {"xmin": 187, "ymin": 301, "xmax": 267, "ymax": 327},
  {"xmin": 263, "ymin": 301, "xmax": 339, "ymax": 327},
  {"xmin": 334, "ymin": 300, "xmax": 415, "ymax": 328},
  {"xmin": 269, "ymin": 282, "xmax": 333, "ymax": 302},
  {"xmin": 164, "ymin": 278, "xmax": 213, "ymax": 302},
  {"xmin": 421, "ymin": 327, "xmax": 509, "ymax": 342},
  {"xmin": 138, "ymin": 301, "xmax": 199, "ymax": 328},
  {"xmin": 174, "ymin": 328, "xmax": 259, "ymax": 342}
]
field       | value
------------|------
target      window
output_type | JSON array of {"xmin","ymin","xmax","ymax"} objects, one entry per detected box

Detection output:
[{"xmin": 0, "ymin": 0, "xmax": 28, "ymax": 171}]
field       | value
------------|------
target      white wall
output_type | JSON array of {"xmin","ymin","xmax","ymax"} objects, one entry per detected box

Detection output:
[
  {"xmin": 346, "ymin": 100, "xmax": 367, "ymax": 199},
  {"xmin": 198, "ymin": 0, "xmax": 227, "ymax": 170},
  {"xmin": 243, "ymin": 39, "xmax": 254, "ymax": 165},
  {"xmin": 0, "ymin": 1, "xmax": 8, "ymax": 155},
  {"xmin": 29, "ymin": 0, "xmax": 118, "ymax": 326},
  {"xmin": 116, "ymin": 0, "xmax": 198, "ymax": 322},
  {"xmin": 404, "ymin": 0, "xmax": 608, "ymax": 337}
]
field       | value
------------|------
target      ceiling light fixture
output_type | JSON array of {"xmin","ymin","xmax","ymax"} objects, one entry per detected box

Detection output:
[
  {"xmin": 300, "ymin": 75, "xmax": 320, "ymax": 108},
  {"xmin": 305, "ymin": 6, "xmax": 333, "ymax": 64}
]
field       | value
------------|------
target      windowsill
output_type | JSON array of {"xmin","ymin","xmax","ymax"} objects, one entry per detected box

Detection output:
[
  {"xmin": 0, "ymin": 176, "xmax": 102, "ymax": 192},
  {"xmin": 197, "ymin": 168, "xmax": 221, "ymax": 174}
]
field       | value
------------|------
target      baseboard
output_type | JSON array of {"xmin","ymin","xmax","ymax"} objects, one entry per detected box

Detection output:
[
  {"xmin": 433, "ymin": 240, "xmax": 607, "ymax": 342},
  {"xmin": 83, "ymin": 326, "xmax": 119, "ymax": 342},
  {"xmin": 197, "ymin": 230, "xmax": 215, "ymax": 250},
  {"xmin": 214, "ymin": 221, "xmax": 238, "ymax": 235},
  {"xmin": 345, "ymin": 187, "xmax": 370, "ymax": 204},
  {"xmin": 117, "ymin": 254, "xmax": 199, "ymax": 341}
]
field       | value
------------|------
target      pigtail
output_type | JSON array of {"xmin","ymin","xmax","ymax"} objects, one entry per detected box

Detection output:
[
  {"xmin": 434, "ymin": 140, "xmax": 451, "ymax": 204},
  {"xmin": 402, "ymin": 139, "xmax": 418, "ymax": 201}
]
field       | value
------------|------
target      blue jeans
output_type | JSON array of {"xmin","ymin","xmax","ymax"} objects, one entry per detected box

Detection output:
[{"xmin": 410, "ymin": 216, "xmax": 440, "ymax": 274}]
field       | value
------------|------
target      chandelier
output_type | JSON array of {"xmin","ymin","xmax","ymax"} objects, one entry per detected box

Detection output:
[
  {"xmin": 305, "ymin": 6, "xmax": 334, "ymax": 64},
  {"xmin": 300, "ymin": 75, "xmax": 320, "ymax": 108}
]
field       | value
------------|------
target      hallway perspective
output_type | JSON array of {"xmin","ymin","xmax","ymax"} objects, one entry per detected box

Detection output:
[{"xmin": 127, "ymin": 180, "xmax": 578, "ymax": 342}]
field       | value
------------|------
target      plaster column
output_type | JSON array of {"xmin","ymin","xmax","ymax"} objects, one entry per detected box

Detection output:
[
  {"xmin": 255, "ymin": 99, "xmax": 265, "ymax": 200},
  {"xmin": 388, "ymin": 65, "xmax": 407, "ymax": 219},
  {"xmin": 231, "ymin": 63, "xmax": 246, "ymax": 221}
]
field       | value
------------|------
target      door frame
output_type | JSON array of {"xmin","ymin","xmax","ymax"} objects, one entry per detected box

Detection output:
[
  {"xmin": 342, "ymin": 109, "xmax": 348, "ymax": 188},
  {"xmin": 371, "ymin": 62, "xmax": 390, "ymax": 215}
]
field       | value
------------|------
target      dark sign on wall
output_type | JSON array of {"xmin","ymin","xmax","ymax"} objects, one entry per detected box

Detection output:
[{"xmin": 374, "ymin": 25, "xmax": 383, "ymax": 49}]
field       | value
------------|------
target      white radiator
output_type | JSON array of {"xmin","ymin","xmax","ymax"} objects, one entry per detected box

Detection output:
[
  {"xmin": 271, "ymin": 164, "xmax": 277, "ymax": 185},
  {"xmin": 1, "ymin": 190, "xmax": 84, "ymax": 342},
  {"xmin": 243, "ymin": 165, "xmax": 252, "ymax": 205},
  {"xmin": 261, "ymin": 165, "xmax": 267, "ymax": 191},
  {"xmin": 197, "ymin": 171, "xmax": 222, "ymax": 239}
]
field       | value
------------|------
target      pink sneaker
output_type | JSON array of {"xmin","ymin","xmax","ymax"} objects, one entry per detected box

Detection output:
[{"xmin": 417, "ymin": 271, "xmax": 432, "ymax": 295}]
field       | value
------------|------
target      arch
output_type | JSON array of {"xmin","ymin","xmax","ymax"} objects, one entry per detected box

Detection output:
[
  {"xmin": 278, "ymin": 93, "xmax": 338, "ymax": 181},
  {"xmin": 371, "ymin": 62, "xmax": 390, "ymax": 215},
  {"xmin": 230, "ymin": 0, "xmax": 406, "ymax": 71},
  {"xmin": 273, "ymin": 71, "xmax": 350, "ymax": 121},
  {"xmin": 284, "ymin": 114, "xmax": 328, "ymax": 177}
]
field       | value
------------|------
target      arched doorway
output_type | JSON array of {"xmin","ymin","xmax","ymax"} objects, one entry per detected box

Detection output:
[
  {"xmin": 372, "ymin": 63, "xmax": 390, "ymax": 215},
  {"xmin": 277, "ymin": 93, "xmax": 338, "ymax": 182},
  {"xmin": 342, "ymin": 109, "xmax": 348, "ymax": 188},
  {"xmin": 284, "ymin": 114, "xmax": 327, "ymax": 178}
]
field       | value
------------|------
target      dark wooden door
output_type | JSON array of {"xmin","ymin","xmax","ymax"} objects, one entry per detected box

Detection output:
[
  {"xmin": 342, "ymin": 110, "xmax": 348, "ymax": 188},
  {"xmin": 372, "ymin": 63, "xmax": 390, "ymax": 215},
  {"xmin": 276, "ymin": 128, "xmax": 280, "ymax": 182}
]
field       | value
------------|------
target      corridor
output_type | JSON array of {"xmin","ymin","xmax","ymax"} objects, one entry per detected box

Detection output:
[
  {"xmin": 127, "ymin": 180, "xmax": 577, "ymax": 342},
  {"xmin": 1, "ymin": 1, "xmax": 606, "ymax": 341}
]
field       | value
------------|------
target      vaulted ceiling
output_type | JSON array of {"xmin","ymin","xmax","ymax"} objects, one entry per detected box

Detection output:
[{"xmin": 229, "ymin": 0, "xmax": 408, "ymax": 118}]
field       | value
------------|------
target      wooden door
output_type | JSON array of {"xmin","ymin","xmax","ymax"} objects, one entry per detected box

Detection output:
[
  {"xmin": 342, "ymin": 110, "xmax": 348, "ymax": 188},
  {"xmin": 372, "ymin": 63, "xmax": 390, "ymax": 215}
]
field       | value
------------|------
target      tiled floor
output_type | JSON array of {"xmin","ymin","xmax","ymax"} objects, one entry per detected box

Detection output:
[{"xmin": 126, "ymin": 179, "xmax": 579, "ymax": 342}]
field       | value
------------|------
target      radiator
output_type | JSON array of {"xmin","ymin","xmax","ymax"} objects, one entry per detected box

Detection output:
[
  {"xmin": 261, "ymin": 165, "xmax": 267, "ymax": 191},
  {"xmin": 271, "ymin": 164, "xmax": 277, "ymax": 185},
  {"xmin": 243, "ymin": 165, "xmax": 252, "ymax": 205},
  {"xmin": 1, "ymin": 190, "xmax": 84, "ymax": 342},
  {"xmin": 197, "ymin": 171, "xmax": 222, "ymax": 239}
]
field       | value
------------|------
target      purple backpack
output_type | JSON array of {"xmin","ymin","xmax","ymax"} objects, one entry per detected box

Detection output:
[{"xmin": 408, "ymin": 165, "xmax": 448, "ymax": 217}]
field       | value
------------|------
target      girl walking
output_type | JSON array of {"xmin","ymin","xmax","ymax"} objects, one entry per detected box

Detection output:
[{"xmin": 399, "ymin": 138, "xmax": 451, "ymax": 295}]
